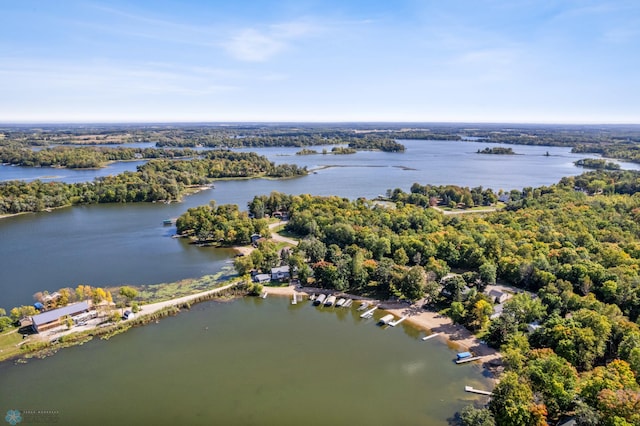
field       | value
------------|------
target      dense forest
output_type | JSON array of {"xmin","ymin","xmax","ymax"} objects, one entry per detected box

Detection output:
[
  {"xmin": 176, "ymin": 202, "xmax": 270, "ymax": 246},
  {"xmin": 0, "ymin": 146, "xmax": 197, "ymax": 169},
  {"xmin": 193, "ymin": 170, "xmax": 640, "ymax": 425},
  {"xmin": 0, "ymin": 151, "xmax": 306, "ymax": 214}
]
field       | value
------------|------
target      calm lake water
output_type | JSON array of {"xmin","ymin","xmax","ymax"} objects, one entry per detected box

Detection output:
[{"xmin": 0, "ymin": 297, "xmax": 492, "ymax": 426}]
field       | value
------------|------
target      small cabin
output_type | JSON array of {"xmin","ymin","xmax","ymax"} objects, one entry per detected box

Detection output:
[
  {"xmin": 271, "ymin": 265, "xmax": 290, "ymax": 281},
  {"xmin": 488, "ymin": 289, "xmax": 510, "ymax": 304},
  {"xmin": 253, "ymin": 274, "xmax": 271, "ymax": 283}
]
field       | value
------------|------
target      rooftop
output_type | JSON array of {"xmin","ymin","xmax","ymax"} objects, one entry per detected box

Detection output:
[{"xmin": 31, "ymin": 301, "xmax": 91, "ymax": 326}]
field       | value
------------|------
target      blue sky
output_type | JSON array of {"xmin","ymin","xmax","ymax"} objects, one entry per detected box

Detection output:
[{"xmin": 1, "ymin": 0, "xmax": 639, "ymax": 123}]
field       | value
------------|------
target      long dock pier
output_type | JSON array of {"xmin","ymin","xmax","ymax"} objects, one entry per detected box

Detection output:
[
  {"xmin": 456, "ymin": 356, "xmax": 484, "ymax": 364},
  {"xmin": 421, "ymin": 333, "xmax": 440, "ymax": 341},
  {"xmin": 388, "ymin": 315, "xmax": 407, "ymax": 327},
  {"xmin": 464, "ymin": 386, "xmax": 493, "ymax": 396},
  {"xmin": 359, "ymin": 306, "xmax": 378, "ymax": 319}
]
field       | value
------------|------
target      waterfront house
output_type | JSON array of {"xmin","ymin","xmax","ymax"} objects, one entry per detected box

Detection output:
[
  {"xmin": 271, "ymin": 265, "xmax": 290, "ymax": 281},
  {"xmin": 42, "ymin": 292, "xmax": 62, "ymax": 308},
  {"xmin": 30, "ymin": 301, "xmax": 91, "ymax": 333},
  {"xmin": 253, "ymin": 273, "xmax": 271, "ymax": 283}
]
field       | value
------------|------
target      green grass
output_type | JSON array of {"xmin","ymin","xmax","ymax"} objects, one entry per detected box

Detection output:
[{"xmin": 0, "ymin": 329, "xmax": 24, "ymax": 362}]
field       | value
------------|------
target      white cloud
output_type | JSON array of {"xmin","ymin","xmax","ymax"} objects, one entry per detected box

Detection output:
[
  {"xmin": 223, "ymin": 20, "xmax": 321, "ymax": 62},
  {"xmin": 223, "ymin": 29, "xmax": 286, "ymax": 62}
]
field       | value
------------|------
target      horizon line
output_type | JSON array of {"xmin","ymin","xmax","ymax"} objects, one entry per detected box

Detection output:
[{"xmin": 1, "ymin": 120, "xmax": 640, "ymax": 127}]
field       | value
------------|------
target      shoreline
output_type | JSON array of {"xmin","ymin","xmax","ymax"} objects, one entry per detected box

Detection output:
[
  {"xmin": 4, "ymin": 280, "xmax": 500, "ymax": 386},
  {"xmin": 260, "ymin": 284, "xmax": 501, "ymax": 367}
]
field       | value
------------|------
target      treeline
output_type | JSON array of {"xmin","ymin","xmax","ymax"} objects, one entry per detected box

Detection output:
[
  {"xmin": 0, "ymin": 152, "xmax": 307, "ymax": 214},
  {"xmin": 391, "ymin": 183, "xmax": 499, "ymax": 208},
  {"xmin": 0, "ymin": 146, "xmax": 197, "ymax": 168},
  {"xmin": 573, "ymin": 144, "xmax": 640, "ymax": 163},
  {"xmin": 575, "ymin": 158, "xmax": 621, "ymax": 170},
  {"xmin": 347, "ymin": 138, "xmax": 406, "ymax": 152},
  {"xmin": 176, "ymin": 203, "xmax": 270, "ymax": 245}
]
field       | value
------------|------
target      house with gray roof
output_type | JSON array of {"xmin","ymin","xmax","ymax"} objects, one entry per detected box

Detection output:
[{"xmin": 30, "ymin": 301, "xmax": 91, "ymax": 333}]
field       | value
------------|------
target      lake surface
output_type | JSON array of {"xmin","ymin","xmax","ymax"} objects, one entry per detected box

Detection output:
[
  {"xmin": 2, "ymin": 140, "xmax": 639, "ymax": 310},
  {"xmin": 0, "ymin": 296, "xmax": 492, "ymax": 425}
]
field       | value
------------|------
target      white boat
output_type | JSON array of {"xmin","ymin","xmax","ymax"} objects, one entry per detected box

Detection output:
[
  {"xmin": 378, "ymin": 314, "xmax": 395, "ymax": 325},
  {"xmin": 324, "ymin": 295, "xmax": 337, "ymax": 307},
  {"xmin": 336, "ymin": 297, "xmax": 346, "ymax": 307},
  {"xmin": 314, "ymin": 294, "xmax": 326, "ymax": 305}
]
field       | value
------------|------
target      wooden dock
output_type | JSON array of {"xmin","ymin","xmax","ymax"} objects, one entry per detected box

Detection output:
[
  {"xmin": 357, "ymin": 302, "xmax": 370, "ymax": 311},
  {"xmin": 421, "ymin": 333, "xmax": 440, "ymax": 341},
  {"xmin": 388, "ymin": 315, "xmax": 407, "ymax": 327},
  {"xmin": 360, "ymin": 306, "xmax": 378, "ymax": 319},
  {"xmin": 456, "ymin": 356, "xmax": 484, "ymax": 364},
  {"xmin": 291, "ymin": 293, "xmax": 297, "ymax": 305},
  {"xmin": 464, "ymin": 385, "xmax": 493, "ymax": 396}
]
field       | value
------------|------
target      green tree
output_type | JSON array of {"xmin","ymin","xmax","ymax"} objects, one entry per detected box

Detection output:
[
  {"xmin": 489, "ymin": 372, "xmax": 546, "ymax": 426},
  {"xmin": 10, "ymin": 305, "xmax": 38, "ymax": 322},
  {"xmin": 479, "ymin": 262, "xmax": 497, "ymax": 285},
  {"xmin": 119, "ymin": 286, "xmax": 138, "ymax": 305},
  {"xmin": 457, "ymin": 405, "xmax": 496, "ymax": 426},
  {"xmin": 399, "ymin": 266, "xmax": 426, "ymax": 301}
]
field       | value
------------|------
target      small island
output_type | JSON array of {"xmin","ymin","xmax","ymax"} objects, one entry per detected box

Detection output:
[
  {"xmin": 295, "ymin": 148, "xmax": 319, "ymax": 155},
  {"xmin": 476, "ymin": 147, "xmax": 516, "ymax": 155},
  {"xmin": 574, "ymin": 158, "xmax": 621, "ymax": 170}
]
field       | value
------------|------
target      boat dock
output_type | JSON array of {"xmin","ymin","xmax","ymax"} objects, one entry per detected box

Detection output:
[
  {"xmin": 456, "ymin": 356, "xmax": 484, "ymax": 364},
  {"xmin": 388, "ymin": 315, "xmax": 407, "ymax": 327},
  {"xmin": 314, "ymin": 294, "xmax": 326, "ymax": 306},
  {"xmin": 421, "ymin": 333, "xmax": 440, "ymax": 341},
  {"xmin": 378, "ymin": 314, "xmax": 395, "ymax": 325},
  {"xmin": 291, "ymin": 293, "xmax": 297, "ymax": 305},
  {"xmin": 343, "ymin": 299, "xmax": 353, "ymax": 308},
  {"xmin": 357, "ymin": 302, "xmax": 370, "ymax": 311},
  {"xmin": 324, "ymin": 295, "xmax": 337, "ymax": 307},
  {"xmin": 261, "ymin": 291, "xmax": 268, "ymax": 299},
  {"xmin": 359, "ymin": 306, "xmax": 378, "ymax": 319},
  {"xmin": 464, "ymin": 386, "xmax": 493, "ymax": 396}
]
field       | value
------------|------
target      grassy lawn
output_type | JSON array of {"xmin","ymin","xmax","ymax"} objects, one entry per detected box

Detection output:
[{"xmin": 0, "ymin": 329, "xmax": 24, "ymax": 362}]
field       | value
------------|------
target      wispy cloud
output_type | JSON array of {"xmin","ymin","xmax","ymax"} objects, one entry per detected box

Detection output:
[
  {"xmin": 0, "ymin": 59, "xmax": 239, "ymax": 96},
  {"xmin": 222, "ymin": 20, "xmax": 322, "ymax": 62}
]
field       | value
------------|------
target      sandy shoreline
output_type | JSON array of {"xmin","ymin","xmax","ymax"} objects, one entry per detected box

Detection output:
[{"xmin": 261, "ymin": 284, "xmax": 501, "ymax": 366}]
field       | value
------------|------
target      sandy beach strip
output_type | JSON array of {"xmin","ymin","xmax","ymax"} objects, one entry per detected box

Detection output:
[{"xmin": 263, "ymin": 284, "xmax": 501, "ymax": 364}]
